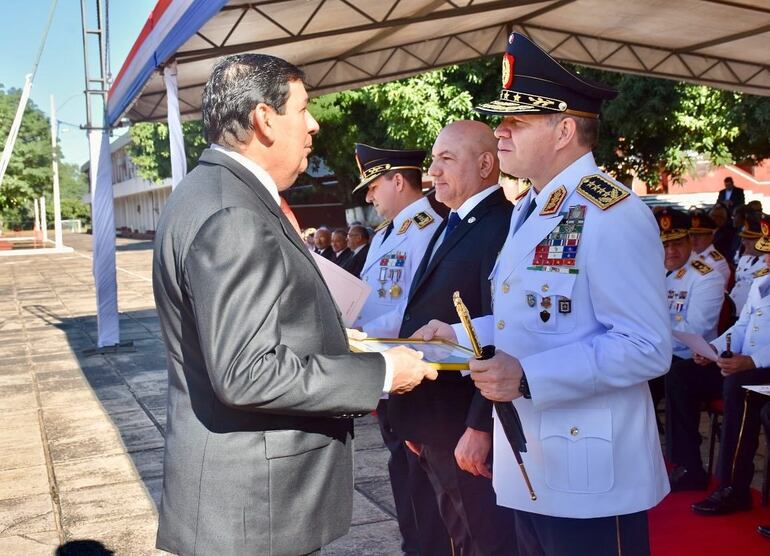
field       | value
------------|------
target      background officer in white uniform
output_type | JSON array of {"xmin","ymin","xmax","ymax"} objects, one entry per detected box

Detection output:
[
  {"xmin": 416, "ymin": 32, "xmax": 672, "ymax": 555},
  {"xmin": 730, "ymin": 217, "xmax": 768, "ymax": 314},
  {"xmin": 658, "ymin": 208, "xmax": 724, "ymax": 490},
  {"xmin": 683, "ymin": 215, "xmax": 770, "ymax": 516},
  {"xmin": 688, "ymin": 209, "xmax": 732, "ymax": 289},
  {"xmin": 351, "ymin": 144, "xmax": 450, "ymax": 555}
]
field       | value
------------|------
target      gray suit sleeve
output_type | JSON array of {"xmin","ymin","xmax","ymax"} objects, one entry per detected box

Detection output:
[{"xmin": 183, "ymin": 208, "xmax": 385, "ymax": 417}]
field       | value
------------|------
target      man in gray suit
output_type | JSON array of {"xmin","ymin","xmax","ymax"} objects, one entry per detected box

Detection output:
[{"xmin": 153, "ymin": 53, "xmax": 437, "ymax": 556}]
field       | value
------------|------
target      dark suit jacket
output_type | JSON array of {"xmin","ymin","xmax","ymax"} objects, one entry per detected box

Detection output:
[
  {"xmin": 152, "ymin": 149, "xmax": 385, "ymax": 556},
  {"xmin": 389, "ymin": 187, "xmax": 512, "ymax": 449},
  {"xmin": 333, "ymin": 247, "xmax": 353, "ymax": 266},
  {"xmin": 340, "ymin": 244, "xmax": 370, "ymax": 277},
  {"xmin": 717, "ymin": 186, "xmax": 745, "ymax": 211},
  {"xmin": 316, "ymin": 245, "xmax": 335, "ymax": 260}
]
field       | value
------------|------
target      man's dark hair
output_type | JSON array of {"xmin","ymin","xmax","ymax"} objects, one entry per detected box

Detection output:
[
  {"xmin": 332, "ymin": 228, "xmax": 348, "ymax": 237},
  {"xmin": 724, "ymin": 177, "xmax": 734, "ymax": 186},
  {"xmin": 348, "ymin": 225, "xmax": 370, "ymax": 241},
  {"xmin": 202, "ymin": 54, "xmax": 305, "ymax": 147},
  {"xmin": 548, "ymin": 113, "xmax": 599, "ymax": 148},
  {"xmin": 383, "ymin": 169, "xmax": 423, "ymax": 190}
]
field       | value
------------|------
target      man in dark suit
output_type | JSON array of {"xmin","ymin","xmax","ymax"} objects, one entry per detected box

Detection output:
[
  {"xmin": 391, "ymin": 120, "xmax": 517, "ymax": 555},
  {"xmin": 717, "ymin": 176, "xmax": 745, "ymax": 214},
  {"xmin": 331, "ymin": 228, "xmax": 352, "ymax": 266},
  {"xmin": 152, "ymin": 53, "xmax": 437, "ymax": 556},
  {"xmin": 340, "ymin": 224, "xmax": 370, "ymax": 277},
  {"xmin": 314, "ymin": 226, "xmax": 334, "ymax": 259}
]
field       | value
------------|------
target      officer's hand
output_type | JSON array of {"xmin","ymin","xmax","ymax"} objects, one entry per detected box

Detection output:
[
  {"xmin": 386, "ymin": 346, "xmax": 438, "ymax": 395},
  {"xmin": 693, "ymin": 346, "xmax": 716, "ymax": 366},
  {"xmin": 454, "ymin": 427, "xmax": 492, "ymax": 479},
  {"xmin": 411, "ymin": 319, "xmax": 457, "ymax": 342},
  {"xmin": 717, "ymin": 354, "xmax": 756, "ymax": 376},
  {"xmin": 405, "ymin": 440, "xmax": 422, "ymax": 456},
  {"xmin": 469, "ymin": 350, "xmax": 523, "ymax": 402}
]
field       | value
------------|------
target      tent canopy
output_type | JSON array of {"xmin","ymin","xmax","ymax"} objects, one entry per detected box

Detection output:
[{"xmin": 108, "ymin": 0, "xmax": 770, "ymax": 125}]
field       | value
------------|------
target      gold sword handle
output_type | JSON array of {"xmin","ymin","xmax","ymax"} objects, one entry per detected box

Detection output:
[{"xmin": 452, "ymin": 291, "xmax": 482, "ymax": 357}]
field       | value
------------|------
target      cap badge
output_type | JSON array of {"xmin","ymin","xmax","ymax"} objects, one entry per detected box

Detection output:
[
  {"xmin": 660, "ymin": 215, "xmax": 672, "ymax": 231},
  {"xmin": 502, "ymin": 53, "xmax": 514, "ymax": 89},
  {"xmin": 691, "ymin": 216, "xmax": 701, "ymax": 228},
  {"xmin": 762, "ymin": 221, "xmax": 769, "ymax": 236}
]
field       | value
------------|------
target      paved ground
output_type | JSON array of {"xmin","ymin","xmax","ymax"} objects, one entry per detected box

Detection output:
[{"xmin": 0, "ymin": 233, "xmax": 401, "ymax": 555}]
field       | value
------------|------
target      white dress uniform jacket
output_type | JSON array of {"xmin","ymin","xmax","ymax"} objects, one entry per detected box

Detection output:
[
  {"xmin": 730, "ymin": 255, "xmax": 768, "ymax": 314},
  {"xmin": 689, "ymin": 245, "xmax": 730, "ymax": 288},
  {"xmin": 454, "ymin": 153, "xmax": 672, "ymax": 519},
  {"xmin": 355, "ymin": 196, "xmax": 441, "ymax": 337},
  {"xmin": 714, "ymin": 273, "xmax": 770, "ymax": 368},
  {"xmin": 667, "ymin": 260, "xmax": 724, "ymax": 358}
]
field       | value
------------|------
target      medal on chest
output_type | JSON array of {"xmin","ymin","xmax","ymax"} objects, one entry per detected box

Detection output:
[
  {"xmin": 529, "ymin": 205, "xmax": 585, "ymax": 273},
  {"xmin": 378, "ymin": 252, "xmax": 406, "ymax": 298}
]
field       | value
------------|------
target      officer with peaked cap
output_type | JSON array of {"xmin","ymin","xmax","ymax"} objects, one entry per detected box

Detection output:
[
  {"xmin": 659, "ymin": 208, "xmax": 725, "ymax": 491},
  {"xmin": 351, "ymin": 143, "xmax": 450, "ymax": 555},
  {"xmin": 680, "ymin": 215, "xmax": 770, "ymax": 517},
  {"xmin": 688, "ymin": 208, "xmax": 731, "ymax": 288},
  {"xmin": 731, "ymin": 216, "xmax": 767, "ymax": 314},
  {"xmin": 414, "ymin": 32, "xmax": 672, "ymax": 555}
]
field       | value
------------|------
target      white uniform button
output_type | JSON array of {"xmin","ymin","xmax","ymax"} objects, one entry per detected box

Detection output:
[
  {"xmin": 541, "ymin": 284, "xmax": 550, "ymax": 293},
  {"xmin": 570, "ymin": 427, "xmax": 579, "ymax": 437},
  {"xmin": 497, "ymin": 320, "xmax": 505, "ymax": 330},
  {"xmin": 675, "ymin": 315, "xmax": 683, "ymax": 322}
]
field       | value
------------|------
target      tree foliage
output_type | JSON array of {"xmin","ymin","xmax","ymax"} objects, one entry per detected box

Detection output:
[{"xmin": 127, "ymin": 120, "xmax": 208, "ymax": 183}]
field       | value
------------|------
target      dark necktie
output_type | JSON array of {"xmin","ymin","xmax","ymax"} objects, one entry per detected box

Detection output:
[
  {"xmin": 514, "ymin": 197, "xmax": 537, "ymax": 233},
  {"xmin": 444, "ymin": 211, "xmax": 461, "ymax": 237},
  {"xmin": 381, "ymin": 221, "xmax": 394, "ymax": 243}
]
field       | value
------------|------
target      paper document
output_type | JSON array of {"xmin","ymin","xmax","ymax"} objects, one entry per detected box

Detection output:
[
  {"xmin": 743, "ymin": 385, "xmax": 770, "ymax": 396},
  {"xmin": 312, "ymin": 252, "xmax": 371, "ymax": 327},
  {"xmin": 672, "ymin": 330, "xmax": 718, "ymax": 361}
]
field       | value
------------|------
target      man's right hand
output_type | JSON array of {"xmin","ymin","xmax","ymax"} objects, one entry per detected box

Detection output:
[
  {"xmin": 385, "ymin": 345, "xmax": 438, "ymax": 395},
  {"xmin": 411, "ymin": 319, "xmax": 457, "ymax": 342}
]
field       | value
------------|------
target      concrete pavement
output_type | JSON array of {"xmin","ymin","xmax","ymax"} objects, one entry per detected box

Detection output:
[{"xmin": 0, "ymin": 233, "xmax": 402, "ymax": 555}]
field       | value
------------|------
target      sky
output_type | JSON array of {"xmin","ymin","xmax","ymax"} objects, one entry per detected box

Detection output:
[{"xmin": 1, "ymin": 0, "xmax": 157, "ymax": 167}]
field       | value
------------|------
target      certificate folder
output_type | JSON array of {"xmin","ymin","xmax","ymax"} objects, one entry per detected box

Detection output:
[{"xmin": 349, "ymin": 338, "xmax": 474, "ymax": 370}]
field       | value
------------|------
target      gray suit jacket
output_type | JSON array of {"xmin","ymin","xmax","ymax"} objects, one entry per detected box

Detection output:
[{"xmin": 153, "ymin": 149, "xmax": 385, "ymax": 556}]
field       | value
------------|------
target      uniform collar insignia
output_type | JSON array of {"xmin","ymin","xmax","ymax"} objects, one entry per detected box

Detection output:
[
  {"xmin": 675, "ymin": 267, "xmax": 687, "ymax": 279},
  {"xmin": 397, "ymin": 219, "xmax": 412, "ymax": 235},
  {"xmin": 540, "ymin": 185, "xmax": 567, "ymax": 216},
  {"xmin": 754, "ymin": 267, "xmax": 770, "ymax": 278},
  {"xmin": 514, "ymin": 184, "xmax": 530, "ymax": 201},
  {"xmin": 374, "ymin": 220, "xmax": 391, "ymax": 233}
]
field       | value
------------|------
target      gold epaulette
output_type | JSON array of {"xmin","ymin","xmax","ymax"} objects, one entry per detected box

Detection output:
[
  {"xmin": 576, "ymin": 174, "xmax": 629, "ymax": 210},
  {"xmin": 691, "ymin": 260, "xmax": 713, "ymax": 275},
  {"xmin": 709, "ymin": 250, "xmax": 724, "ymax": 261},
  {"xmin": 374, "ymin": 220, "xmax": 391, "ymax": 233},
  {"xmin": 413, "ymin": 211, "xmax": 435, "ymax": 229},
  {"xmin": 514, "ymin": 185, "xmax": 530, "ymax": 201},
  {"xmin": 754, "ymin": 267, "xmax": 770, "ymax": 278}
]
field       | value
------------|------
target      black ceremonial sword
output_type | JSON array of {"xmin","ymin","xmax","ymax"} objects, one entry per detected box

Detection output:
[{"xmin": 453, "ymin": 291, "xmax": 536, "ymax": 501}]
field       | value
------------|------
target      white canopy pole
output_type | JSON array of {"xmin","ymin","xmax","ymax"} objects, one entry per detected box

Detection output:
[
  {"xmin": 88, "ymin": 130, "xmax": 119, "ymax": 347},
  {"xmin": 0, "ymin": 74, "xmax": 34, "ymax": 188},
  {"xmin": 50, "ymin": 94, "xmax": 63, "ymax": 249},
  {"xmin": 163, "ymin": 60, "xmax": 187, "ymax": 189},
  {"xmin": 40, "ymin": 196, "xmax": 48, "ymax": 242},
  {"xmin": 33, "ymin": 197, "xmax": 41, "ymax": 232}
]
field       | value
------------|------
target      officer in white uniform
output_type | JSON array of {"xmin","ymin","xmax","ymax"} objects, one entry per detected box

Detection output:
[
  {"xmin": 416, "ymin": 33, "xmax": 672, "ymax": 555},
  {"xmin": 676, "ymin": 216, "xmax": 770, "ymax": 516},
  {"xmin": 350, "ymin": 143, "xmax": 449, "ymax": 555},
  {"xmin": 688, "ymin": 209, "xmax": 731, "ymax": 289},
  {"xmin": 730, "ymin": 218, "xmax": 768, "ymax": 314},
  {"xmin": 658, "ymin": 209, "xmax": 724, "ymax": 491}
]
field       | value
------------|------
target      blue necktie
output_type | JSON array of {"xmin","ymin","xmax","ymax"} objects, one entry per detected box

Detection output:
[
  {"xmin": 444, "ymin": 212, "xmax": 461, "ymax": 237},
  {"xmin": 381, "ymin": 221, "xmax": 394, "ymax": 243}
]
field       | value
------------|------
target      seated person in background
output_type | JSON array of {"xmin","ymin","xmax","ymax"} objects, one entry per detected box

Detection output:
[
  {"xmin": 731, "ymin": 216, "xmax": 768, "ymax": 315},
  {"xmin": 731, "ymin": 206, "xmax": 748, "ymax": 264},
  {"xmin": 648, "ymin": 209, "xmax": 723, "ymax": 414},
  {"xmin": 302, "ymin": 227, "xmax": 316, "ymax": 251},
  {"xmin": 314, "ymin": 226, "xmax": 334, "ymax": 259},
  {"xmin": 689, "ymin": 208, "xmax": 731, "ymax": 289},
  {"xmin": 340, "ymin": 225, "xmax": 370, "ymax": 277},
  {"xmin": 331, "ymin": 228, "xmax": 352, "ymax": 266},
  {"xmin": 717, "ymin": 176, "xmax": 745, "ymax": 214},
  {"xmin": 687, "ymin": 217, "xmax": 770, "ymax": 515},
  {"xmin": 712, "ymin": 204, "xmax": 738, "ymax": 263}
]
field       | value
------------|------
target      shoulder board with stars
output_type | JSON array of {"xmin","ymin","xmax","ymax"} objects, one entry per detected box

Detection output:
[
  {"xmin": 754, "ymin": 267, "xmax": 770, "ymax": 278},
  {"xmin": 576, "ymin": 174, "xmax": 630, "ymax": 210},
  {"xmin": 675, "ymin": 267, "xmax": 687, "ymax": 279},
  {"xmin": 540, "ymin": 185, "xmax": 567, "ymax": 216},
  {"xmin": 709, "ymin": 250, "xmax": 724, "ymax": 261},
  {"xmin": 374, "ymin": 220, "xmax": 391, "ymax": 233},
  {"xmin": 691, "ymin": 260, "xmax": 713, "ymax": 275},
  {"xmin": 514, "ymin": 185, "xmax": 530, "ymax": 201},
  {"xmin": 413, "ymin": 211, "xmax": 435, "ymax": 229}
]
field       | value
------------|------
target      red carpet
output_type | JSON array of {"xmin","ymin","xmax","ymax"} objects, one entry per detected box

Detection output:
[{"xmin": 650, "ymin": 481, "xmax": 770, "ymax": 555}]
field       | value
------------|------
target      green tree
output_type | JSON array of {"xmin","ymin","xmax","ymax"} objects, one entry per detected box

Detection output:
[
  {"xmin": 127, "ymin": 120, "xmax": 208, "ymax": 182},
  {"xmin": 0, "ymin": 84, "xmax": 54, "ymax": 225}
]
